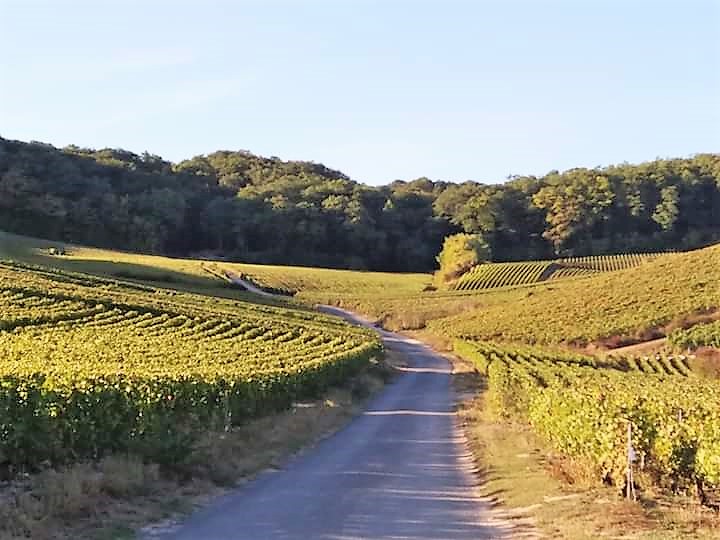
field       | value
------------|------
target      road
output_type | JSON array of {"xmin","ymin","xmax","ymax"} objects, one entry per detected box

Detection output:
[
  {"xmin": 161, "ymin": 305, "xmax": 505, "ymax": 539},
  {"xmin": 226, "ymin": 273, "xmax": 275, "ymax": 297}
]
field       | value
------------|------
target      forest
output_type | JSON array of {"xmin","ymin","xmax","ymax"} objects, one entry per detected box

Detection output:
[{"xmin": 1, "ymin": 137, "xmax": 719, "ymax": 272}]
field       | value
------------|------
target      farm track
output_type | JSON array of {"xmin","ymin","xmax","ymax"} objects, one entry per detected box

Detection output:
[
  {"xmin": 157, "ymin": 304, "xmax": 507, "ymax": 540},
  {"xmin": 602, "ymin": 337, "xmax": 668, "ymax": 356},
  {"xmin": 228, "ymin": 274, "xmax": 275, "ymax": 297}
]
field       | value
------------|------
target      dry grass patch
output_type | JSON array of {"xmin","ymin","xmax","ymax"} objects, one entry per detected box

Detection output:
[
  {"xmin": 688, "ymin": 348, "xmax": 720, "ymax": 379},
  {"xmin": 0, "ymin": 457, "xmax": 168, "ymax": 540},
  {"xmin": 378, "ymin": 298, "xmax": 485, "ymax": 331},
  {"xmin": 405, "ymin": 329, "xmax": 454, "ymax": 353}
]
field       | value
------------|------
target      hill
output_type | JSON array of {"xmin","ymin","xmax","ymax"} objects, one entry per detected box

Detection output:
[
  {"xmin": 0, "ymin": 230, "xmax": 431, "ymax": 299},
  {"xmin": 3, "ymin": 229, "xmax": 720, "ymax": 537},
  {"xmin": 299, "ymin": 241, "xmax": 720, "ymax": 347},
  {"xmin": 0, "ymin": 138, "xmax": 449, "ymax": 272},
  {"xmin": 2, "ymin": 137, "xmax": 719, "ymax": 272},
  {"xmin": 429, "ymin": 243, "xmax": 720, "ymax": 347},
  {"xmin": 451, "ymin": 253, "xmax": 664, "ymax": 291},
  {"xmin": 0, "ymin": 256, "xmax": 380, "ymax": 471}
]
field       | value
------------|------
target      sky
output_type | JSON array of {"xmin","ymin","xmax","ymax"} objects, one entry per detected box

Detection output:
[{"xmin": 1, "ymin": 0, "xmax": 719, "ymax": 185}]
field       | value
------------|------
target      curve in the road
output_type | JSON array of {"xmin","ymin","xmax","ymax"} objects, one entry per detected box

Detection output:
[
  {"xmin": 226, "ymin": 273, "xmax": 275, "ymax": 297},
  {"xmin": 156, "ymin": 305, "xmax": 507, "ymax": 539}
]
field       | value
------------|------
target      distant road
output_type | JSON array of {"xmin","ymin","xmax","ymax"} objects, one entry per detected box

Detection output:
[
  {"xmin": 226, "ymin": 273, "xmax": 275, "ymax": 297},
  {"xmin": 158, "ymin": 305, "xmax": 505, "ymax": 539}
]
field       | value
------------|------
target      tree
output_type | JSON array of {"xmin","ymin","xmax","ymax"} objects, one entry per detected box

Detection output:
[
  {"xmin": 201, "ymin": 197, "xmax": 238, "ymax": 251},
  {"xmin": 532, "ymin": 170, "xmax": 614, "ymax": 254},
  {"xmin": 432, "ymin": 182, "xmax": 486, "ymax": 225},
  {"xmin": 0, "ymin": 135, "xmax": 718, "ymax": 271},
  {"xmin": 434, "ymin": 233, "xmax": 491, "ymax": 287},
  {"xmin": 652, "ymin": 185, "xmax": 679, "ymax": 231}
]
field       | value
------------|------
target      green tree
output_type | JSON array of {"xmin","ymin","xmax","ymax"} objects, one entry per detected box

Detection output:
[
  {"xmin": 434, "ymin": 233, "xmax": 491, "ymax": 287},
  {"xmin": 652, "ymin": 185, "xmax": 679, "ymax": 231},
  {"xmin": 1, "ymin": 136, "xmax": 718, "ymax": 271},
  {"xmin": 532, "ymin": 170, "xmax": 614, "ymax": 254}
]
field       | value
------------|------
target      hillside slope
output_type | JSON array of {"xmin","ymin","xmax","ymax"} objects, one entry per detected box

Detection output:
[
  {"xmin": 0, "ymin": 230, "xmax": 431, "ymax": 299},
  {"xmin": 0, "ymin": 258, "xmax": 380, "ymax": 470},
  {"xmin": 2, "ymin": 137, "xmax": 720, "ymax": 272},
  {"xmin": 429, "ymin": 244, "xmax": 720, "ymax": 347},
  {"xmin": 451, "ymin": 253, "xmax": 664, "ymax": 291}
]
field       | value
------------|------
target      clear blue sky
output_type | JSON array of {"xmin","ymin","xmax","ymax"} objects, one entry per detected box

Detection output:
[{"xmin": 1, "ymin": 0, "xmax": 719, "ymax": 185}]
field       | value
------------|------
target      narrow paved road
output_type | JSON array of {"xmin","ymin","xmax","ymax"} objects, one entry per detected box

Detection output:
[{"xmin": 162, "ymin": 306, "xmax": 504, "ymax": 539}]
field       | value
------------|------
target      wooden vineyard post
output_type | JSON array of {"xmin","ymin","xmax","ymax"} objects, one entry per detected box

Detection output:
[{"xmin": 626, "ymin": 420, "xmax": 637, "ymax": 501}]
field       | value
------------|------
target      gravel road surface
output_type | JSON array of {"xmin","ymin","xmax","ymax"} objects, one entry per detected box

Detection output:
[{"xmin": 161, "ymin": 306, "xmax": 504, "ymax": 539}]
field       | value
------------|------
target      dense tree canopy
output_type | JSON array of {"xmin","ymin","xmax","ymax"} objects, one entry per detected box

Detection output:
[{"xmin": 1, "ymin": 137, "xmax": 719, "ymax": 272}]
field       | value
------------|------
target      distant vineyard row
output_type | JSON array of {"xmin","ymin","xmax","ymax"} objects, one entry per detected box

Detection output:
[
  {"xmin": 0, "ymin": 261, "xmax": 381, "ymax": 469},
  {"xmin": 452, "ymin": 253, "xmax": 665, "ymax": 291}
]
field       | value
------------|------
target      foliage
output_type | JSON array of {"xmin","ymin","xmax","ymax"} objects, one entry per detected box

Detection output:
[
  {"xmin": 669, "ymin": 320, "xmax": 720, "ymax": 350},
  {"xmin": 0, "ymin": 261, "xmax": 381, "ymax": 468},
  {"xmin": 454, "ymin": 340, "xmax": 720, "ymax": 491},
  {"xmin": 434, "ymin": 233, "xmax": 490, "ymax": 286},
  {"xmin": 0, "ymin": 139, "xmax": 449, "ymax": 272},
  {"xmin": 614, "ymin": 352, "xmax": 693, "ymax": 377},
  {"xmin": 1, "ymin": 137, "xmax": 719, "ymax": 272},
  {"xmin": 532, "ymin": 170, "xmax": 614, "ymax": 253}
]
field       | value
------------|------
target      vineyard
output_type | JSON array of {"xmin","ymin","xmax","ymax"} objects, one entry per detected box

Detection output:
[
  {"xmin": 454, "ymin": 340, "xmax": 720, "ymax": 493},
  {"xmin": 0, "ymin": 260, "xmax": 381, "ymax": 469},
  {"xmin": 612, "ymin": 352, "xmax": 693, "ymax": 377},
  {"xmin": 5, "ymin": 224, "xmax": 720, "ymax": 530},
  {"xmin": 430, "ymin": 245, "xmax": 720, "ymax": 346},
  {"xmin": 452, "ymin": 253, "xmax": 664, "ymax": 291},
  {"xmin": 669, "ymin": 320, "xmax": 720, "ymax": 350}
]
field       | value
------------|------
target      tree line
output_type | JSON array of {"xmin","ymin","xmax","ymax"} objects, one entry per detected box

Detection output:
[{"xmin": 1, "ymin": 137, "xmax": 719, "ymax": 272}]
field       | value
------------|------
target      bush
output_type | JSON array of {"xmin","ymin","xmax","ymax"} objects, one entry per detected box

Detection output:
[{"xmin": 434, "ymin": 233, "xmax": 490, "ymax": 287}]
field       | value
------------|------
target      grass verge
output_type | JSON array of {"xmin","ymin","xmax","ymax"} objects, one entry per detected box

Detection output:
[
  {"xmin": 0, "ymin": 359, "xmax": 394, "ymax": 540},
  {"xmin": 450, "ymin": 357, "xmax": 720, "ymax": 539}
]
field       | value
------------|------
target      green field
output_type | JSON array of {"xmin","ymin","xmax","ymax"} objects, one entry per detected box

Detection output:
[
  {"xmin": 0, "ymin": 257, "xmax": 380, "ymax": 469},
  {"xmin": 0, "ymin": 230, "xmax": 431, "ymax": 299},
  {"xmin": 429, "ymin": 245, "xmax": 719, "ymax": 347},
  {"xmin": 6, "ymin": 231, "xmax": 716, "ymax": 352},
  {"xmin": 452, "ymin": 253, "xmax": 665, "ymax": 291}
]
